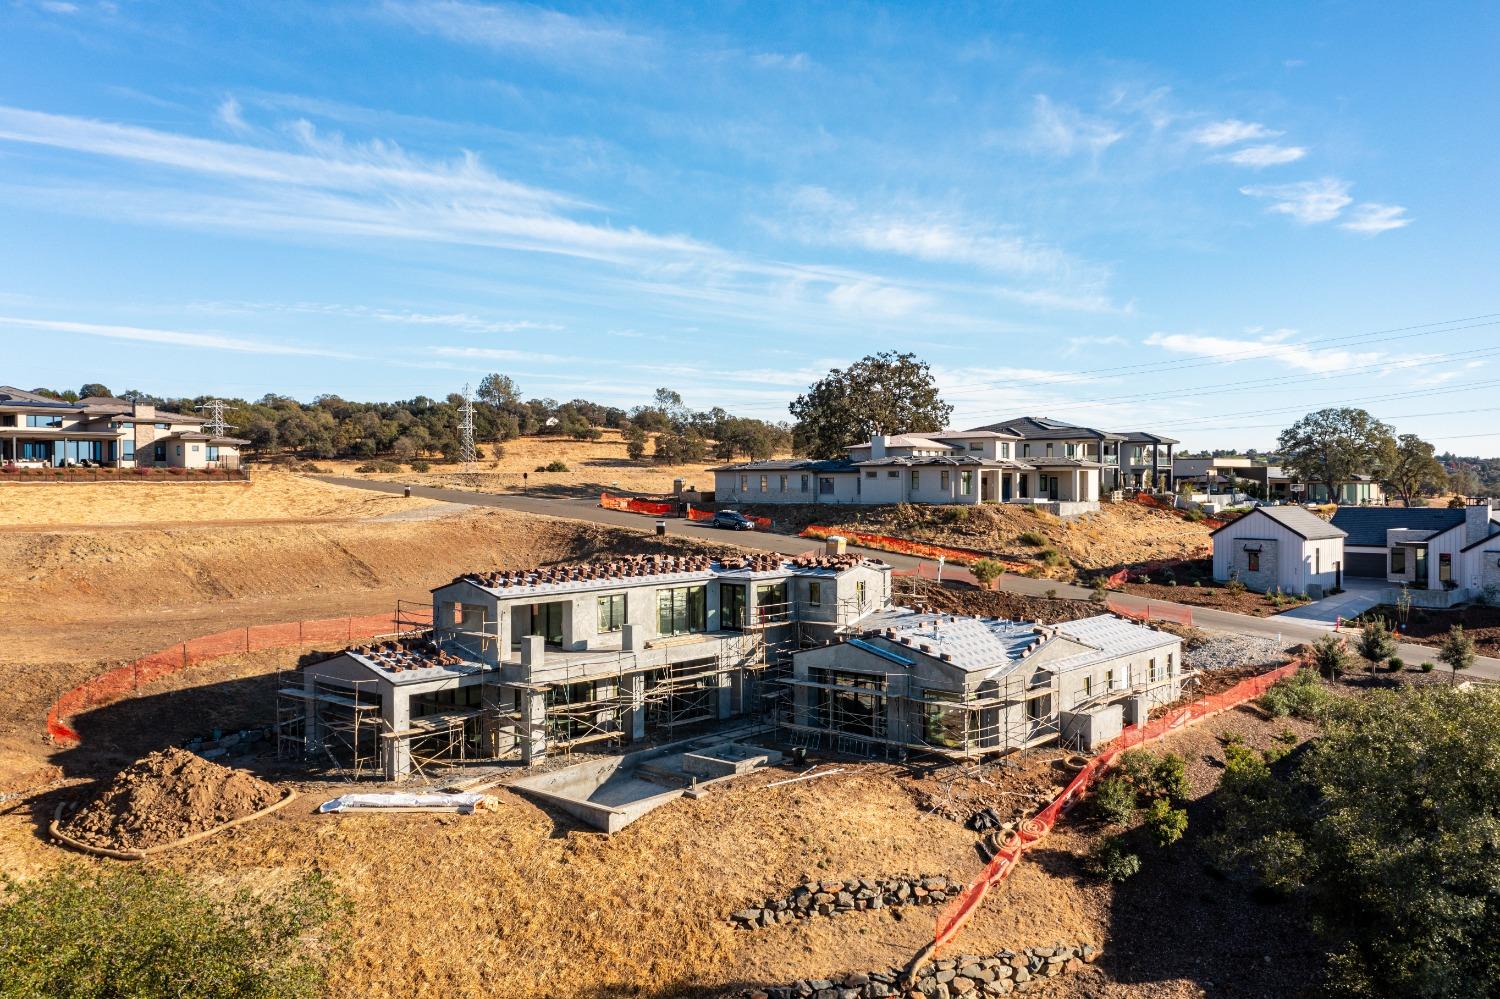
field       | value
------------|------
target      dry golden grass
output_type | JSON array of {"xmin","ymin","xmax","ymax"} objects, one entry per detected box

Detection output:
[
  {"xmin": 0, "ymin": 470, "xmax": 436, "ymax": 528},
  {"xmin": 322, "ymin": 429, "xmax": 765, "ymax": 497}
]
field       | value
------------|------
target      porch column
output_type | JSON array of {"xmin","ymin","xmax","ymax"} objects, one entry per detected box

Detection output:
[
  {"xmin": 626, "ymin": 673, "xmax": 646, "ymax": 740},
  {"xmin": 520, "ymin": 690, "xmax": 548, "ymax": 763},
  {"xmin": 1072, "ymin": 469, "xmax": 1080, "ymax": 501}
]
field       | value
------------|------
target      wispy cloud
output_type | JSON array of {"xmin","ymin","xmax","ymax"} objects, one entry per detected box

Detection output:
[
  {"xmin": 1023, "ymin": 95, "xmax": 1126, "ymax": 157},
  {"xmin": 754, "ymin": 51, "xmax": 809, "ymax": 70},
  {"xmin": 430, "ymin": 345, "xmax": 572, "ymax": 363},
  {"xmin": 1191, "ymin": 119, "xmax": 1280, "ymax": 147},
  {"xmin": 1064, "ymin": 335, "xmax": 1127, "ymax": 355},
  {"xmin": 825, "ymin": 281, "xmax": 930, "ymax": 318},
  {"xmin": 215, "ymin": 96, "xmax": 250, "ymax": 135},
  {"xmin": 0, "ymin": 316, "xmax": 354, "ymax": 357},
  {"xmin": 377, "ymin": 0, "xmax": 650, "ymax": 61},
  {"xmin": 189, "ymin": 299, "xmax": 562, "ymax": 334},
  {"xmin": 1146, "ymin": 329, "xmax": 1382, "ymax": 373},
  {"xmin": 1217, "ymin": 143, "xmax": 1306, "ymax": 167},
  {"xmin": 1339, "ymin": 202, "xmax": 1412, "ymax": 235},
  {"xmin": 1239, "ymin": 177, "xmax": 1353, "ymax": 224}
]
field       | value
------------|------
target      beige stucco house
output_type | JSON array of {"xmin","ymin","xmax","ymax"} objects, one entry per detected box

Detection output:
[{"xmin": 0, "ymin": 386, "xmax": 247, "ymax": 469}]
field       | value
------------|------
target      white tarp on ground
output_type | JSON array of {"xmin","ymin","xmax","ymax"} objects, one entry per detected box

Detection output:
[{"xmin": 318, "ymin": 792, "xmax": 499, "ymax": 814}]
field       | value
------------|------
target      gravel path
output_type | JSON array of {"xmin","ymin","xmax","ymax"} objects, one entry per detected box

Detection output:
[{"xmin": 1186, "ymin": 631, "xmax": 1294, "ymax": 672}]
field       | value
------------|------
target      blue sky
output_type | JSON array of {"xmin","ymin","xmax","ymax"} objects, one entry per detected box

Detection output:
[{"xmin": 1, "ymin": 1, "xmax": 1498, "ymax": 454}]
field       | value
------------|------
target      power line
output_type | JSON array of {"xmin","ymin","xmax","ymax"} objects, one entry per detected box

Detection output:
[
  {"xmin": 957, "ymin": 337, "xmax": 1500, "ymax": 423},
  {"xmin": 938, "ymin": 312, "xmax": 1500, "ymax": 395},
  {"xmin": 194, "ymin": 399, "xmax": 234, "ymax": 438},
  {"xmin": 457, "ymin": 383, "xmax": 477, "ymax": 470},
  {"xmin": 1151, "ymin": 376, "xmax": 1500, "ymax": 432}
]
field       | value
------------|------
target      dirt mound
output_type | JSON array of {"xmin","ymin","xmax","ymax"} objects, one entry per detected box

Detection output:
[
  {"xmin": 897, "ymin": 577, "xmax": 1101, "ymax": 624},
  {"xmin": 60, "ymin": 748, "xmax": 282, "ymax": 851}
]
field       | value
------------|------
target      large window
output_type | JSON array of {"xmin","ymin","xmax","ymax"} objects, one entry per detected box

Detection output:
[
  {"xmin": 1247, "ymin": 550, "xmax": 1261, "ymax": 573},
  {"xmin": 960, "ymin": 470, "xmax": 973, "ymax": 496},
  {"xmin": 807, "ymin": 580, "xmax": 822, "ymax": 606},
  {"xmin": 720, "ymin": 583, "xmax": 747, "ymax": 631},
  {"xmin": 526, "ymin": 602, "xmax": 565, "ymax": 645},
  {"xmin": 122, "ymin": 437, "xmax": 135, "ymax": 460},
  {"xmin": 755, "ymin": 581, "xmax": 788, "ymax": 623},
  {"xmin": 910, "ymin": 470, "xmax": 920, "ymax": 490},
  {"xmin": 26, "ymin": 414, "xmax": 62, "ymax": 428},
  {"xmin": 815, "ymin": 669, "xmax": 886, "ymax": 738},
  {"xmin": 799, "ymin": 474, "xmax": 810, "ymax": 492},
  {"xmin": 923, "ymin": 690, "xmax": 967, "ymax": 748},
  {"xmin": 1439, "ymin": 553, "xmax": 1453, "ymax": 583},
  {"xmin": 818, "ymin": 476, "xmax": 834, "ymax": 495},
  {"xmin": 206, "ymin": 446, "xmax": 220, "ymax": 461},
  {"xmin": 597, "ymin": 593, "xmax": 626, "ymax": 632},
  {"xmin": 940, "ymin": 470, "xmax": 950, "ymax": 491},
  {"xmin": 657, "ymin": 585, "xmax": 706, "ymax": 636},
  {"xmin": 1391, "ymin": 547, "xmax": 1407, "ymax": 574}
]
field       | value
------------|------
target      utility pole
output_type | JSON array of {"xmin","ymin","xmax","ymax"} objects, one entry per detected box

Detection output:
[
  {"xmin": 458, "ymin": 383, "xmax": 477, "ymax": 470},
  {"xmin": 195, "ymin": 399, "xmax": 234, "ymax": 438}
]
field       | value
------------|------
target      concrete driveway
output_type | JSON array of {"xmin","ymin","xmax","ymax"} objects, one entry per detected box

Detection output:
[{"xmin": 1276, "ymin": 578, "xmax": 1388, "ymax": 630}]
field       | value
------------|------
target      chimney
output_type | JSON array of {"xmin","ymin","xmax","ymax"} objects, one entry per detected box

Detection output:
[
  {"xmin": 825, "ymin": 535, "xmax": 847, "ymax": 557},
  {"xmin": 869, "ymin": 434, "xmax": 890, "ymax": 460},
  {"xmin": 1465, "ymin": 503, "xmax": 1493, "ymax": 547}
]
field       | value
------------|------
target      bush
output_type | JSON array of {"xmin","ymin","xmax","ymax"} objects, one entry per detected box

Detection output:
[
  {"xmin": 1420, "ymin": 661, "xmax": 1435, "ymax": 673},
  {"xmin": 1311, "ymin": 633, "xmax": 1350, "ymax": 679},
  {"xmin": 1118, "ymin": 749, "xmax": 1189, "ymax": 802},
  {"xmin": 1040, "ymin": 549, "xmax": 1066, "ymax": 568},
  {"xmin": 1144, "ymin": 797, "xmax": 1188, "ymax": 847},
  {"xmin": 968, "ymin": 558, "xmax": 1005, "ymax": 589},
  {"xmin": 1017, "ymin": 530, "xmax": 1046, "ymax": 547},
  {"xmin": 0, "ymin": 866, "xmax": 346, "ymax": 999},
  {"xmin": 1386, "ymin": 655, "xmax": 1405, "ymax": 673},
  {"xmin": 536, "ymin": 460, "xmax": 570, "ymax": 473},
  {"xmin": 1258, "ymin": 669, "xmax": 1337, "ymax": 720},
  {"xmin": 1225, "ymin": 578, "xmax": 1247, "ymax": 595},
  {"xmin": 1093, "ymin": 775, "xmax": 1138, "ymax": 825},
  {"xmin": 1044, "ymin": 587, "xmax": 1058, "ymax": 600},
  {"xmin": 1183, "ymin": 507, "xmax": 1207, "ymax": 522},
  {"xmin": 409, "ymin": 460, "xmax": 431, "ymax": 472},
  {"xmin": 353, "ymin": 459, "xmax": 401, "ymax": 474},
  {"xmin": 1087, "ymin": 835, "xmax": 1141, "ymax": 882}
]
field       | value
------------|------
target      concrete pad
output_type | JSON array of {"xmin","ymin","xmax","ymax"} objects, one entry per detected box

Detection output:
[{"xmin": 1276, "ymin": 579, "xmax": 1387, "ymax": 630}]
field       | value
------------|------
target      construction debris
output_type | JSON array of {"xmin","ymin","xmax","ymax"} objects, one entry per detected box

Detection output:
[
  {"xmin": 318, "ymin": 792, "xmax": 500, "ymax": 814},
  {"xmin": 58, "ymin": 748, "xmax": 282, "ymax": 852}
]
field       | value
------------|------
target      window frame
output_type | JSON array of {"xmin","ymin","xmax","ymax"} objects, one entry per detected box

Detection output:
[{"xmin": 597, "ymin": 593, "xmax": 627, "ymax": 633}]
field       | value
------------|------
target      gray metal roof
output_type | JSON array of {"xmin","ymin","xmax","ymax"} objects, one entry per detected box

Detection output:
[
  {"xmin": 1330, "ymin": 507, "xmax": 1466, "ymax": 547},
  {"xmin": 966, "ymin": 416, "xmax": 1124, "ymax": 441},
  {"xmin": 1224, "ymin": 505, "xmax": 1347, "ymax": 541}
]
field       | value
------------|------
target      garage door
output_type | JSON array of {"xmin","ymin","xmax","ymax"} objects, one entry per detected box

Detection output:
[{"xmin": 1344, "ymin": 552, "xmax": 1387, "ymax": 578}]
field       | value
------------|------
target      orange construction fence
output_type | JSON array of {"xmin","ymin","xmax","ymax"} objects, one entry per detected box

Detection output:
[
  {"xmin": 1131, "ymin": 491, "xmax": 1228, "ymax": 530},
  {"xmin": 685, "ymin": 505, "xmax": 772, "ymax": 529},
  {"xmin": 931, "ymin": 660, "xmax": 1301, "ymax": 953},
  {"xmin": 1106, "ymin": 596, "xmax": 1194, "ymax": 627},
  {"xmin": 800, "ymin": 526, "xmax": 1029, "ymax": 573},
  {"xmin": 893, "ymin": 561, "xmax": 980, "ymax": 588},
  {"xmin": 45, "ymin": 608, "xmax": 433, "ymax": 745},
  {"xmin": 600, "ymin": 491, "xmax": 676, "ymax": 516}
]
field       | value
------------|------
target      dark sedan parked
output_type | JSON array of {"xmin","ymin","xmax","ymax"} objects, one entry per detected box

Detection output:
[{"xmin": 711, "ymin": 510, "xmax": 756, "ymax": 531}]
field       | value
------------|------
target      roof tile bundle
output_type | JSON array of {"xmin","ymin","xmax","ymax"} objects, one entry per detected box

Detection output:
[
  {"xmin": 351, "ymin": 635, "xmax": 464, "ymax": 673},
  {"xmin": 457, "ymin": 551, "xmax": 874, "ymax": 590}
]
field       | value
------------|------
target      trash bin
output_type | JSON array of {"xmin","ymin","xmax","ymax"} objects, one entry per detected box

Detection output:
[
  {"xmin": 655, "ymin": 520, "xmax": 667, "ymax": 536},
  {"xmin": 403, "ymin": 485, "xmax": 412, "ymax": 498}
]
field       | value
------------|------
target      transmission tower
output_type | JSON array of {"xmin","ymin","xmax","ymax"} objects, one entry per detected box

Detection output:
[
  {"xmin": 458, "ymin": 383, "xmax": 478, "ymax": 469},
  {"xmin": 195, "ymin": 399, "xmax": 234, "ymax": 438}
]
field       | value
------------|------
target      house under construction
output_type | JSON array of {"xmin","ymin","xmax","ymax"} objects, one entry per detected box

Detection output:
[
  {"xmin": 784, "ymin": 609, "xmax": 1185, "ymax": 758},
  {"xmin": 278, "ymin": 545, "xmax": 893, "ymax": 780}
]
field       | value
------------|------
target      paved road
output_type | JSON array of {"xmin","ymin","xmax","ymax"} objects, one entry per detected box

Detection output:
[{"xmin": 320, "ymin": 476, "xmax": 1500, "ymax": 680}]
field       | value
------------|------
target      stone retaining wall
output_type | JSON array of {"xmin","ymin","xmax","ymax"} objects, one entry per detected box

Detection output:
[
  {"xmin": 730, "ymin": 875, "xmax": 964, "ymax": 930},
  {"xmin": 735, "ymin": 942, "xmax": 1096, "ymax": 998}
]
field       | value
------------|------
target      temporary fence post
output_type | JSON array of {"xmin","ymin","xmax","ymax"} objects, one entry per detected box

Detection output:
[
  {"xmin": 347, "ymin": 617, "xmax": 353, "ymax": 642},
  {"xmin": 299, "ymin": 620, "xmax": 304, "ymax": 646},
  {"xmin": 246, "ymin": 626, "xmax": 252, "ymax": 652}
]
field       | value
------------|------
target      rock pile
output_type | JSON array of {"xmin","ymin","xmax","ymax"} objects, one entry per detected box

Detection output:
[
  {"xmin": 60, "ymin": 747, "xmax": 282, "ymax": 851},
  {"xmin": 735, "ymin": 943, "xmax": 1096, "ymax": 999},
  {"xmin": 730, "ymin": 875, "xmax": 965, "ymax": 929}
]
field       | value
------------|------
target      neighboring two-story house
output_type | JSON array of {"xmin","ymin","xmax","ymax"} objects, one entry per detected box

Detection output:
[
  {"xmin": 1115, "ymin": 431, "xmax": 1179, "ymax": 491},
  {"xmin": 711, "ymin": 416, "xmax": 1172, "ymax": 515},
  {"xmin": 0, "ymin": 386, "xmax": 246, "ymax": 469}
]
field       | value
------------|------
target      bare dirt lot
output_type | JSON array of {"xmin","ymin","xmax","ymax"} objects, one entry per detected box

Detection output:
[
  {"xmin": 0, "ymin": 470, "xmax": 439, "ymax": 528},
  {"xmin": 320, "ymin": 428, "xmax": 757, "ymax": 498},
  {"xmin": 1356, "ymin": 603, "xmax": 1500, "ymax": 656}
]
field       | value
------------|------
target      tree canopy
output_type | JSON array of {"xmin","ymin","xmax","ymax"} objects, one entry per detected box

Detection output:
[
  {"xmin": 788, "ymin": 351, "xmax": 952, "ymax": 459},
  {"xmin": 1381, "ymin": 433, "xmax": 1446, "ymax": 506},
  {"xmin": 1276, "ymin": 408, "xmax": 1394, "ymax": 499},
  {"xmin": 1211, "ymin": 685, "xmax": 1500, "ymax": 997}
]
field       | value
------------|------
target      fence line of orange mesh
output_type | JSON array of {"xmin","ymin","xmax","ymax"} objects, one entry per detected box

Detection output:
[
  {"xmin": 1106, "ymin": 596, "xmax": 1193, "ymax": 628},
  {"xmin": 931, "ymin": 659, "xmax": 1301, "ymax": 954},
  {"xmin": 892, "ymin": 560, "xmax": 981, "ymax": 588},
  {"xmin": 44, "ymin": 607, "xmax": 433, "ymax": 745},
  {"xmin": 600, "ymin": 491, "xmax": 678, "ymax": 516}
]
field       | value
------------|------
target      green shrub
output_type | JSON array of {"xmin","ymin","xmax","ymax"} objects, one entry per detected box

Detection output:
[
  {"xmin": 1386, "ymin": 655, "xmax": 1404, "ymax": 673},
  {"xmin": 1183, "ymin": 507, "xmax": 1207, "ymax": 522},
  {"xmin": 1143, "ymin": 797, "xmax": 1188, "ymax": 847},
  {"xmin": 1311, "ymin": 633, "xmax": 1350, "ymax": 679},
  {"xmin": 968, "ymin": 558, "xmax": 1005, "ymax": 589},
  {"xmin": 1225, "ymin": 577, "xmax": 1247, "ymax": 595},
  {"xmin": 1220, "ymin": 741, "xmax": 1272, "ymax": 795},
  {"xmin": 1093, "ymin": 775, "xmax": 1139, "ymax": 825},
  {"xmin": 1040, "ymin": 549, "xmax": 1066, "ymax": 567},
  {"xmin": 1420, "ymin": 661, "xmax": 1435, "ymax": 673},
  {"xmin": 0, "ymin": 866, "xmax": 346, "ymax": 999},
  {"xmin": 1044, "ymin": 587, "xmax": 1058, "ymax": 600},
  {"xmin": 1087, "ymin": 835, "xmax": 1141, "ymax": 882},
  {"xmin": 1258, "ymin": 668, "xmax": 1337, "ymax": 720},
  {"xmin": 536, "ymin": 460, "xmax": 570, "ymax": 473},
  {"xmin": 1017, "ymin": 530, "xmax": 1046, "ymax": 547},
  {"xmin": 408, "ymin": 460, "xmax": 430, "ymax": 472},
  {"xmin": 1119, "ymin": 749, "xmax": 1189, "ymax": 802}
]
